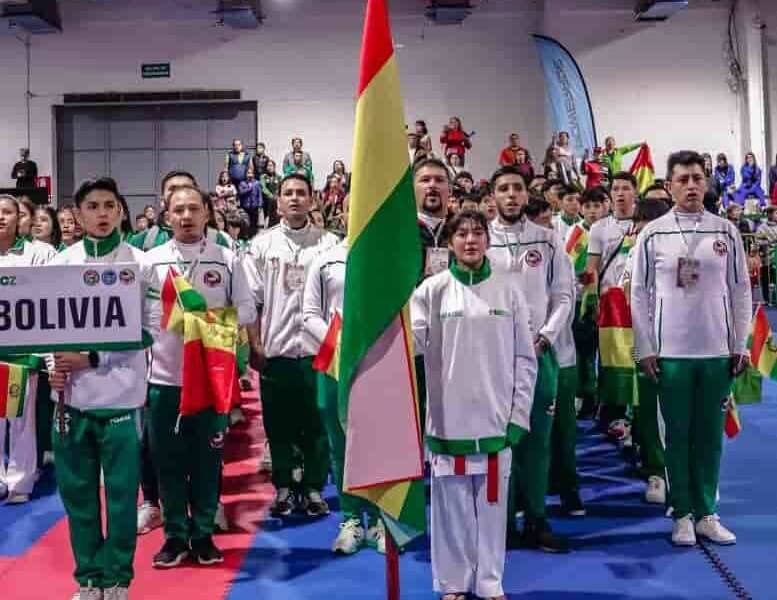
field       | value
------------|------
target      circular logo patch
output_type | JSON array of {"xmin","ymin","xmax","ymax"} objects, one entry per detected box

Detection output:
[
  {"xmin": 83, "ymin": 269, "xmax": 100, "ymax": 286},
  {"xmin": 203, "ymin": 270, "xmax": 222, "ymax": 287},
  {"xmin": 713, "ymin": 240, "xmax": 728, "ymax": 256},
  {"xmin": 119, "ymin": 269, "xmax": 136, "ymax": 285},
  {"xmin": 101, "ymin": 270, "xmax": 117, "ymax": 286},
  {"xmin": 525, "ymin": 249, "xmax": 543, "ymax": 267}
]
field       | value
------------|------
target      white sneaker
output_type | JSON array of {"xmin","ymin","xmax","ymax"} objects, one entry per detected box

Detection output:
[
  {"xmin": 259, "ymin": 441, "xmax": 272, "ymax": 473},
  {"xmin": 645, "ymin": 476, "xmax": 666, "ymax": 505},
  {"xmin": 4, "ymin": 492, "xmax": 30, "ymax": 505},
  {"xmin": 214, "ymin": 502, "xmax": 229, "ymax": 532},
  {"xmin": 366, "ymin": 520, "xmax": 386, "ymax": 554},
  {"xmin": 671, "ymin": 515, "xmax": 697, "ymax": 546},
  {"xmin": 72, "ymin": 582, "xmax": 103, "ymax": 600},
  {"xmin": 332, "ymin": 518, "xmax": 365, "ymax": 554},
  {"xmin": 695, "ymin": 515, "xmax": 736, "ymax": 545},
  {"xmin": 137, "ymin": 502, "xmax": 162, "ymax": 535},
  {"xmin": 103, "ymin": 586, "xmax": 129, "ymax": 600}
]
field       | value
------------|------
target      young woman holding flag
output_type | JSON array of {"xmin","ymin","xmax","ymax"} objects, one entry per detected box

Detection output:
[{"xmin": 0, "ymin": 194, "xmax": 56, "ymax": 505}]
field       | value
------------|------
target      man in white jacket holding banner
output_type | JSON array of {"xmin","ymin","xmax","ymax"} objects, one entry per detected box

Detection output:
[{"xmin": 412, "ymin": 209, "xmax": 536, "ymax": 600}]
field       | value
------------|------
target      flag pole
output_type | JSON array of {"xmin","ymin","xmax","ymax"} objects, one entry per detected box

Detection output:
[{"xmin": 385, "ymin": 529, "xmax": 400, "ymax": 600}]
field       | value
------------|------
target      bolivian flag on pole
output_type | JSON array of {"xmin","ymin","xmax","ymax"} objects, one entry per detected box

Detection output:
[
  {"xmin": 597, "ymin": 286, "xmax": 635, "ymax": 404},
  {"xmin": 565, "ymin": 223, "xmax": 589, "ymax": 276},
  {"xmin": 747, "ymin": 304, "xmax": 777, "ymax": 379},
  {"xmin": 339, "ymin": 0, "xmax": 426, "ymax": 555},
  {"xmin": 0, "ymin": 361, "xmax": 29, "ymax": 418},
  {"xmin": 629, "ymin": 144, "xmax": 655, "ymax": 194}
]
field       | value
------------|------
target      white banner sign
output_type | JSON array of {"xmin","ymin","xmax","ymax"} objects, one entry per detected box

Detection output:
[{"xmin": 0, "ymin": 262, "xmax": 145, "ymax": 353}]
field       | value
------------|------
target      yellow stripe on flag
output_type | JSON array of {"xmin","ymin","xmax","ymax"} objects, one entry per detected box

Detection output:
[
  {"xmin": 5, "ymin": 366, "xmax": 26, "ymax": 418},
  {"xmin": 348, "ymin": 56, "xmax": 410, "ymax": 244},
  {"xmin": 599, "ymin": 327, "xmax": 635, "ymax": 368}
]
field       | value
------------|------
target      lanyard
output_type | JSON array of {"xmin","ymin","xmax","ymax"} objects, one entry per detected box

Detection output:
[
  {"xmin": 172, "ymin": 237, "xmax": 207, "ymax": 281},
  {"xmin": 673, "ymin": 211, "xmax": 703, "ymax": 258}
]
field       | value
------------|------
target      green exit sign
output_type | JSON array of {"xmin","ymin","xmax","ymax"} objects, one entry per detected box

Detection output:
[{"xmin": 142, "ymin": 63, "xmax": 171, "ymax": 79}]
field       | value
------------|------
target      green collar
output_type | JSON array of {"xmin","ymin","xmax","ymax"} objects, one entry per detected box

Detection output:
[
  {"xmin": 0, "ymin": 236, "xmax": 26, "ymax": 255},
  {"xmin": 561, "ymin": 214, "xmax": 579, "ymax": 226},
  {"xmin": 83, "ymin": 229, "xmax": 121, "ymax": 257},
  {"xmin": 450, "ymin": 257, "xmax": 491, "ymax": 286}
]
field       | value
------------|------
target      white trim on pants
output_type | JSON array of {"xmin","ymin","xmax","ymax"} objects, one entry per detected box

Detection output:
[
  {"xmin": 0, "ymin": 372, "xmax": 38, "ymax": 496},
  {"xmin": 431, "ymin": 447, "xmax": 511, "ymax": 599}
]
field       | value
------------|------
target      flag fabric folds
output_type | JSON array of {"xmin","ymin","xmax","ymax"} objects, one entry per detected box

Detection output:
[
  {"xmin": 312, "ymin": 312, "xmax": 342, "ymax": 381},
  {"xmin": 565, "ymin": 223, "xmax": 589, "ymax": 276},
  {"xmin": 597, "ymin": 286, "xmax": 635, "ymax": 405},
  {"xmin": 629, "ymin": 144, "xmax": 655, "ymax": 194},
  {"xmin": 748, "ymin": 304, "xmax": 777, "ymax": 379},
  {"xmin": 338, "ymin": 0, "xmax": 425, "ymax": 544},
  {"xmin": 162, "ymin": 267, "xmax": 239, "ymax": 416},
  {"xmin": 0, "ymin": 361, "xmax": 29, "ymax": 418},
  {"xmin": 724, "ymin": 398, "xmax": 742, "ymax": 439}
]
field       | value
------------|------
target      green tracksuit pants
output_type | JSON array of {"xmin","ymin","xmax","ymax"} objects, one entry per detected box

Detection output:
[
  {"xmin": 510, "ymin": 350, "xmax": 559, "ymax": 526},
  {"xmin": 147, "ymin": 384, "xmax": 227, "ymax": 542},
  {"xmin": 551, "ymin": 365, "xmax": 579, "ymax": 500},
  {"xmin": 260, "ymin": 357, "xmax": 329, "ymax": 492},
  {"xmin": 52, "ymin": 405, "xmax": 141, "ymax": 589},
  {"xmin": 573, "ymin": 301, "xmax": 597, "ymax": 402},
  {"xmin": 657, "ymin": 358, "xmax": 731, "ymax": 519},
  {"xmin": 317, "ymin": 373, "xmax": 378, "ymax": 523},
  {"xmin": 633, "ymin": 372, "xmax": 665, "ymax": 479}
]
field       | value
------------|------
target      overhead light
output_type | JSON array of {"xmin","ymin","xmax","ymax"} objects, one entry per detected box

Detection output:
[
  {"xmin": 634, "ymin": 0, "xmax": 689, "ymax": 22},
  {"xmin": 425, "ymin": 0, "xmax": 473, "ymax": 26},
  {"xmin": 1, "ymin": 0, "xmax": 62, "ymax": 34}
]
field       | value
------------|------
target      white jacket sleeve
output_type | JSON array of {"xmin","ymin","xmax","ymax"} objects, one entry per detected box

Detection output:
[
  {"xmin": 302, "ymin": 255, "xmax": 329, "ymax": 347},
  {"xmin": 243, "ymin": 239, "xmax": 265, "ymax": 307},
  {"xmin": 630, "ymin": 229, "xmax": 657, "ymax": 359},
  {"xmin": 728, "ymin": 225, "xmax": 753, "ymax": 355},
  {"xmin": 230, "ymin": 252, "xmax": 259, "ymax": 326},
  {"xmin": 410, "ymin": 282, "xmax": 431, "ymax": 356},
  {"xmin": 510, "ymin": 286, "xmax": 537, "ymax": 435},
  {"xmin": 539, "ymin": 237, "xmax": 574, "ymax": 344}
]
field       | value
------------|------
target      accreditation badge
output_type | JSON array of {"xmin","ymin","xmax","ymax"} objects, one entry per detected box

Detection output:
[
  {"xmin": 676, "ymin": 257, "xmax": 701, "ymax": 288},
  {"xmin": 425, "ymin": 247, "xmax": 449, "ymax": 276},
  {"xmin": 283, "ymin": 263, "xmax": 306, "ymax": 292}
]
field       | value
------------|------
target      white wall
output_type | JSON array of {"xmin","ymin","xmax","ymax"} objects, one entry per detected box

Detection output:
[
  {"xmin": 0, "ymin": 8, "xmax": 547, "ymax": 195},
  {"xmin": 578, "ymin": 5, "xmax": 740, "ymax": 179}
]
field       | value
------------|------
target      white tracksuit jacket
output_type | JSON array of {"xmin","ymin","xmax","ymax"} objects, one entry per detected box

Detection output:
[
  {"xmin": 631, "ymin": 210, "xmax": 751, "ymax": 360},
  {"xmin": 487, "ymin": 218, "xmax": 574, "ymax": 345},
  {"xmin": 49, "ymin": 237, "xmax": 157, "ymax": 411},
  {"xmin": 411, "ymin": 261, "xmax": 537, "ymax": 463},
  {"xmin": 144, "ymin": 238, "xmax": 257, "ymax": 387},
  {"xmin": 302, "ymin": 242, "xmax": 347, "ymax": 348},
  {"xmin": 245, "ymin": 221, "xmax": 339, "ymax": 359}
]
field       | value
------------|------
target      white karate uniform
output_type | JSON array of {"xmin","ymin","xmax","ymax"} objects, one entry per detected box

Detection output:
[{"xmin": 0, "ymin": 238, "xmax": 56, "ymax": 496}]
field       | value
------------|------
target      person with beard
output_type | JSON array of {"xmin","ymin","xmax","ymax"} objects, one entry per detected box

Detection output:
[
  {"xmin": 585, "ymin": 172, "xmax": 638, "ymax": 438},
  {"xmin": 487, "ymin": 166, "xmax": 574, "ymax": 553},
  {"xmin": 415, "ymin": 158, "xmax": 452, "ymax": 281},
  {"xmin": 631, "ymin": 151, "xmax": 750, "ymax": 547}
]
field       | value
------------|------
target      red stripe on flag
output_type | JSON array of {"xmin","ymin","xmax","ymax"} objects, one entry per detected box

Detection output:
[
  {"xmin": 629, "ymin": 144, "xmax": 654, "ymax": 173},
  {"xmin": 454, "ymin": 456, "xmax": 466, "ymax": 476},
  {"xmin": 598, "ymin": 287, "xmax": 632, "ymax": 328},
  {"xmin": 0, "ymin": 364, "xmax": 9, "ymax": 416},
  {"xmin": 312, "ymin": 313, "xmax": 342, "ymax": 373},
  {"xmin": 486, "ymin": 453, "xmax": 498, "ymax": 503},
  {"xmin": 565, "ymin": 225, "xmax": 584, "ymax": 254},
  {"xmin": 356, "ymin": 0, "xmax": 394, "ymax": 96},
  {"xmin": 160, "ymin": 267, "xmax": 178, "ymax": 329},
  {"xmin": 751, "ymin": 305, "xmax": 770, "ymax": 368}
]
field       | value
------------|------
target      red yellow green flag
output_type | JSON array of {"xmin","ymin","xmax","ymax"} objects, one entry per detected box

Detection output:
[
  {"xmin": 312, "ymin": 312, "xmax": 342, "ymax": 381},
  {"xmin": 161, "ymin": 267, "xmax": 208, "ymax": 332},
  {"xmin": 0, "ymin": 362, "xmax": 29, "ymax": 419},
  {"xmin": 724, "ymin": 398, "xmax": 742, "ymax": 438},
  {"xmin": 747, "ymin": 304, "xmax": 777, "ymax": 379},
  {"xmin": 629, "ymin": 144, "xmax": 655, "ymax": 194},
  {"xmin": 180, "ymin": 307, "xmax": 240, "ymax": 416},
  {"xmin": 565, "ymin": 223, "xmax": 589, "ymax": 276},
  {"xmin": 338, "ymin": 0, "xmax": 425, "ymax": 545},
  {"xmin": 597, "ymin": 286, "xmax": 635, "ymax": 404}
]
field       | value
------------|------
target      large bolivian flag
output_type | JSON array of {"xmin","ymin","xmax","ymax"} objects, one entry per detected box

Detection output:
[
  {"xmin": 338, "ymin": 0, "xmax": 426, "ymax": 543},
  {"xmin": 629, "ymin": 144, "xmax": 655, "ymax": 194},
  {"xmin": 597, "ymin": 286, "xmax": 635, "ymax": 405}
]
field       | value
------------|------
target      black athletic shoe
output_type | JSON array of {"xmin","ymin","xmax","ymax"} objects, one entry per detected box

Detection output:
[
  {"xmin": 521, "ymin": 519, "xmax": 570, "ymax": 554},
  {"xmin": 269, "ymin": 487, "xmax": 295, "ymax": 517},
  {"xmin": 152, "ymin": 538, "xmax": 190, "ymax": 568},
  {"xmin": 560, "ymin": 492, "xmax": 586, "ymax": 518},
  {"xmin": 191, "ymin": 536, "xmax": 224, "ymax": 565},
  {"xmin": 303, "ymin": 491, "xmax": 330, "ymax": 518}
]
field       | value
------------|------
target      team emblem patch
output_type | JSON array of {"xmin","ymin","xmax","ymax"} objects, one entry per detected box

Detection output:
[
  {"xmin": 101, "ymin": 270, "xmax": 117, "ymax": 286},
  {"xmin": 713, "ymin": 240, "xmax": 728, "ymax": 256},
  {"xmin": 203, "ymin": 270, "xmax": 222, "ymax": 287},
  {"xmin": 119, "ymin": 268, "xmax": 135, "ymax": 285},
  {"xmin": 83, "ymin": 269, "xmax": 100, "ymax": 286},
  {"xmin": 525, "ymin": 249, "xmax": 543, "ymax": 267}
]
